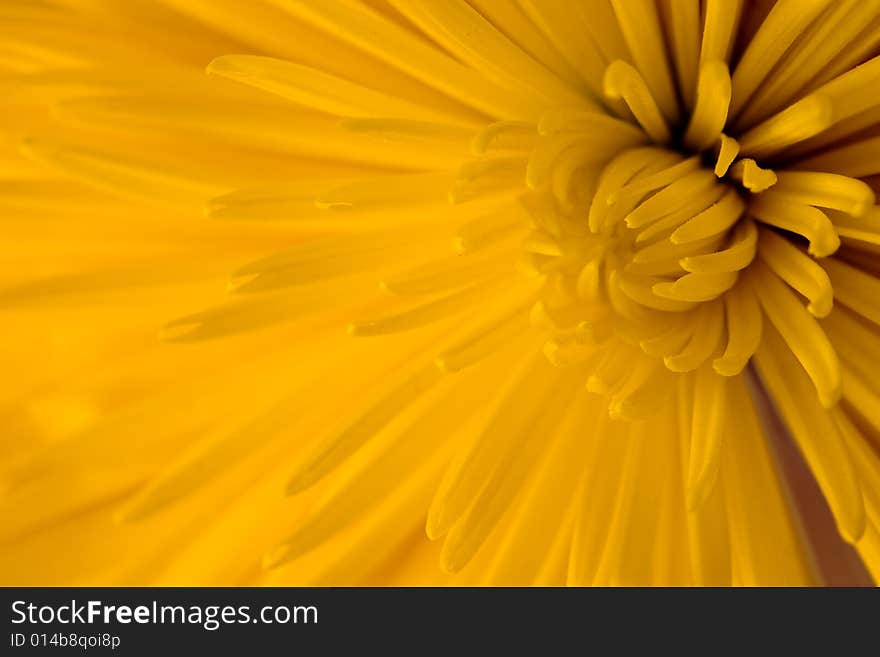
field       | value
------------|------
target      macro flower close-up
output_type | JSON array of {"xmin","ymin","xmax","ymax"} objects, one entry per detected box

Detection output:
[{"xmin": 2, "ymin": 0, "xmax": 880, "ymax": 587}]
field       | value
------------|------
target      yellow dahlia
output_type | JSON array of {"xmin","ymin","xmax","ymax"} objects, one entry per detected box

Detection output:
[{"xmin": 2, "ymin": 0, "xmax": 880, "ymax": 586}]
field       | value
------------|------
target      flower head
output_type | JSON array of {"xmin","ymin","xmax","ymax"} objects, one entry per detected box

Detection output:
[{"xmin": 2, "ymin": 0, "xmax": 880, "ymax": 585}]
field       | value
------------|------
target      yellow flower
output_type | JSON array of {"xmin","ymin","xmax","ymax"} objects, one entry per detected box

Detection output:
[{"xmin": 2, "ymin": 0, "xmax": 879, "ymax": 586}]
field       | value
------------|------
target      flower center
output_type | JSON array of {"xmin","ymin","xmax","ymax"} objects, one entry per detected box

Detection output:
[
  {"xmin": 472, "ymin": 51, "xmax": 877, "ymax": 421},
  {"xmin": 502, "ymin": 59, "xmax": 814, "ymax": 418}
]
